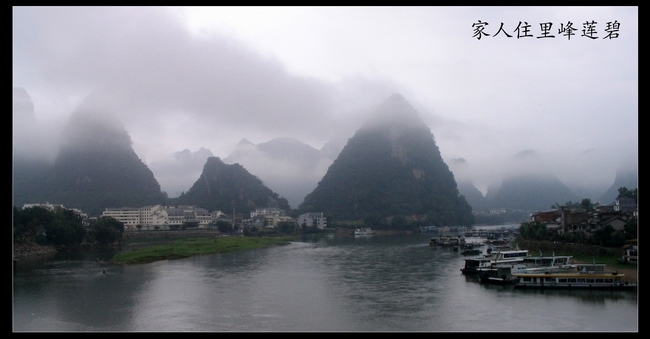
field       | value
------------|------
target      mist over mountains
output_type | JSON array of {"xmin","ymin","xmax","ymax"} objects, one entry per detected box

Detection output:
[
  {"xmin": 299, "ymin": 94, "xmax": 474, "ymax": 225},
  {"xmin": 222, "ymin": 137, "xmax": 334, "ymax": 209},
  {"xmin": 174, "ymin": 156, "xmax": 291, "ymax": 216},
  {"xmin": 13, "ymin": 94, "xmax": 167, "ymax": 216},
  {"xmin": 149, "ymin": 147, "xmax": 214, "ymax": 198},
  {"xmin": 13, "ymin": 87, "xmax": 637, "ymax": 217}
]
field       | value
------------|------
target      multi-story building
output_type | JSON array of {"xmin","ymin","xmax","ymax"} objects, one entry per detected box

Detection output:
[
  {"xmin": 102, "ymin": 207, "xmax": 141, "ymax": 229},
  {"xmin": 250, "ymin": 207, "xmax": 284, "ymax": 218},
  {"xmin": 298, "ymin": 212, "xmax": 327, "ymax": 229},
  {"xmin": 101, "ymin": 205, "xmax": 220, "ymax": 230}
]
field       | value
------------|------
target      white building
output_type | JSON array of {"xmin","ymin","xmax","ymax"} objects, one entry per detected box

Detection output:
[
  {"xmin": 298, "ymin": 212, "xmax": 327, "ymax": 229},
  {"xmin": 250, "ymin": 207, "xmax": 284, "ymax": 218},
  {"xmin": 101, "ymin": 205, "xmax": 219, "ymax": 230},
  {"xmin": 102, "ymin": 207, "xmax": 141, "ymax": 229}
]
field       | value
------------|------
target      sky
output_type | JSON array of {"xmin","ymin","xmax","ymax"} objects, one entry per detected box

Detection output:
[{"xmin": 13, "ymin": 6, "xmax": 638, "ymax": 202}]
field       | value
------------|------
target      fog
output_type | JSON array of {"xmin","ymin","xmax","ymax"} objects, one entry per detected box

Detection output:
[{"xmin": 13, "ymin": 7, "xmax": 638, "ymax": 206}]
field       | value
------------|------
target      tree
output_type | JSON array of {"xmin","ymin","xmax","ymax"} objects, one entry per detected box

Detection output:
[
  {"xmin": 184, "ymin": 221, "xmax": 199, "ymax": 229},
  {"xmin": 216, "ymin": 220, "xmax": 233, "ymax": 234},
  {"xmin": 518, "ymin": 221, "xmax": 547, "ymax": 240},
  {"xmin": 43, "ymin": 208, "xmax": 86, "ymax": 251},
  {"xmin": 277, "ymin": 221, "xmax": 297, "ymax": 234},
  {"xmin": 580, "ymin": 199, "xmax": 594, "ymax": 211},
  {"xmin": 390, "ymin": 215, "xmax": 408, "ymax": 230},
  {"xmin": 624, "ymin": 218, "xmax": 637, "ymax": 240},
  {"xmin": 13, "ymin": 206, "xmax": 52, "ymax": 244},
  {"xmin": 617, "ymin": 187, "xmax": 637, "ymax": 201},
  {"xmin": 91, "ymin": 216, "xmax": 125, "ymax": 247}
]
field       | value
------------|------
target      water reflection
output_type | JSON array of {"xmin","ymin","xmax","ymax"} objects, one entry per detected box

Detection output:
[{"xmin": 13, "ymin": 234, "xmax": 637, "ymax": 332}]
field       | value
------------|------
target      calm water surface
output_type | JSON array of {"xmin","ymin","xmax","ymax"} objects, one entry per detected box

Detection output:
[{"xmin": 13, "ymin": 232, "xmax": 638, "ymax": 332}]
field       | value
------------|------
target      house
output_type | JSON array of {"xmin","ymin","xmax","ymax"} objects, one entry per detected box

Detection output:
[
  {"xmin": 560, "ymin": 207, "xmax": 591, "ymax": 233},
  {"xmin": 250, "ymin": 207, "xmax": 284, "ymax": 218},
  {"xmin": 530, "ymin": 209, "xmax": 561, "ymax": 223},
  {"xmin": 614, "ymin": 196, "xmax": 637, "ymax": 215},
  {"xmin": 598, "ymin": 216, "xmax": 628, "ymax": 231},
  {"xmin": 298, "ymin": 212, "xmax": 327, "ymax": 229}
]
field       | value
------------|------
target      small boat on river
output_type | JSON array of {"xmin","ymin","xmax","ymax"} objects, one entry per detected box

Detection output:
[
  {"xmin": 429, "ymin": 235, "xmax": 465, "ymax": 247},
  {"xmin": 354, "ymin": 228, "xmax": 374, "ymax": 237}
]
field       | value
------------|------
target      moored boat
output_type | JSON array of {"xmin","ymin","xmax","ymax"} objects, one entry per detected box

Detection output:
[
  {"xmin": 430, "ymin": 235, "xmax": 465, "ymax": 247},
  {"xmin": 618, "ymin": 245, "xmax": 638, "ymax": 265},
  {"xmin": 461, "ymin": 248, "xmax": 482, "ymax": 256},
  {"xmin": 511, "ymin": 262, "xmax": 636, "ymax": 290},
  {"xmin": 521, "ymin": 251, "xmax": 573, "ymax": 273},
  {"xmin": 478, "ymin": 263, "xmax": 526, "ymax": 284},
  {"xmin": 461, "ymin": 247, "xmax": 529, "ymax": 274}
]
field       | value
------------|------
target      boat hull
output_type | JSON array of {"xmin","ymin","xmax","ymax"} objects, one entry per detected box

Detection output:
[{"xmin": 514, "ymin": 283, "xmax": 636, "ymax": 290}]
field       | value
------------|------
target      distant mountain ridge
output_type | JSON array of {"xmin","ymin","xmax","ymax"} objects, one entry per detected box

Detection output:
[
  {"xmin": 14, "ymin": 107, "xmax": 167, "ymax": 216},
  {"xmin": 456, "ymin": 181, "xmax": 488, "ymax": 211},
  {"xmin": 484, "ymin": 174, "xmax": 582, "ymax": 212},
  {"xmin": 13, "ymin": 88, "xmax": 636, "ymax": 220},
  {"xmin": 175, "ymin": 156, "xmax": 290, "ymax": 216},
  {"xmin": 223, "ymin": 136, "xmax": 332, "ymax": 209},
  {"xmin": 599, "ymin": 165, "xmax": 638, "ymax": 204},
  {"xmin": 148, "ymin": 147, "xmax": 214, "ymax": 198}
]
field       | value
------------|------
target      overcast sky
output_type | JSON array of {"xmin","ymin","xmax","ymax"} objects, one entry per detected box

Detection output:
[{"xmin": 13, "ymin": 6, "xmax": 638, "ymax": 197}]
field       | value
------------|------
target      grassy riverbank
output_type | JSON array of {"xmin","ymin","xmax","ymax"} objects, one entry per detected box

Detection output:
[{"xmin": 111, "ymin": 236, "xmax": 293, "ymax": 265}]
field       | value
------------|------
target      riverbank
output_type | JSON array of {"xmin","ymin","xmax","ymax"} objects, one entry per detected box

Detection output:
[
  {"xmin": 613, "ymin": 267, "xmax": 638, "ymax": 285},
  {"xmin": 516, "ymin": 239, "xmax": 638, "ymax": 285},
  {"xmin": 13, "ymin": 243, "xmax": 57, "ymax": 259},
  {"xmin": 111, "ymin": 236, "xmax": 293, "ymax": 264}
]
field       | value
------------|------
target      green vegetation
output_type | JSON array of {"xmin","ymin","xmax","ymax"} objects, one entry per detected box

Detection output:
[
  {"xmin": 13, "ymin": 206, "xmax": 86, "ymax": 251},
  {"xmin": 90, "ymin": 216, "xmax": 125, "ymax": 247},
  {"xmin": 617, "ymin": 187, "xmax": 638, "ymax": 201},
  {"xmin": 518, "ymin": 219, "xmax": 635, "ymax": 248},
  {"xmin": 14, "ymin": 206, "xmax": 128, "ymax": 251},
  {"xmin": 111, "ymin": 236, "xmax": 293, "ymax": 264}
]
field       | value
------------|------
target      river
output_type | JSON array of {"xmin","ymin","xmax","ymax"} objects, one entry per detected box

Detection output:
[{"xmin": 13, "ymin": 231, "xmax": 638, "ymax": 332}]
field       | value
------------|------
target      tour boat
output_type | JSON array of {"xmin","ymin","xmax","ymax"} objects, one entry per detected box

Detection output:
[
  {"xmin": 511, "ymin": 262, "xmax": 636, "ymax": 290},
  {"xmin": 478, "ymin": 251, "xmax": 577, "ymax": 282},
  {"xmin": 478, "ymin": 263, "xmax": 528, "ymax": 284},
  {"xmin": 521, "ymin": 251, "xmax": 573, "ymax": 272},
  {"xmin": 461, "ymin": 247, "xmax": 529, "ymax": 274}
]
